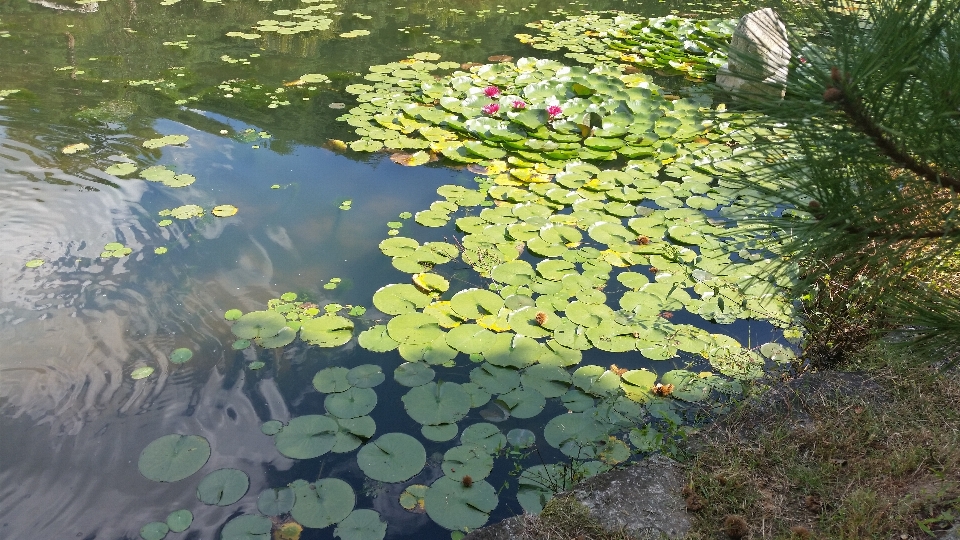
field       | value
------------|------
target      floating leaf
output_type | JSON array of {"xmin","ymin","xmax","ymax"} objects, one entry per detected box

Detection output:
[
  {"xmin": 387, "ymin": 313, "xmax": 443, "ymax": 345},
  {"xmin": 347, "ymin": 365, "xmax": 385, "ymax": 388},
  {"xmin": 140, "ymin": 522, "xmax": 169, "ymax": 540},
  {"xmin": 231, "ymin": 310, "xmax": 287, "ymax": 339},
  {"xmin": 131, "ymin": 366, "xmax": 155, "ymax": 380},
  {"xmin": 143, "ymin": 135, "xmax": 189, "ymax": 148},
  {"xmin": 165, "ymin": 510, "xmax": 193, "ymax": 533},
  {"xmin": 325, "ymin": 387, "xmax": 377, "ymax": 419},
  {"xmin": 257, "ymin": 487, "xmax": 295, "ymax": 517},
  {"xmin": 261, "ymin": 420, "xmax": 284, "ymax": 436},
  {"xmin": 138, "ymin": 434, "xmax": 211, "ymax": 482},
  {"xmin": 399, "ymin": 484, "xmax": 429, "ymax": 513},
  {"xmin": 334, "ymin": 510, "xmax": 387, "ymax": 540},
  {"xmin": 357, "ymin": 433, "xmax": 426, "ymax": 483},
  {"xmin": 442, "ymin": 445, "xmax": 494, "ymax": 480},
  {"xmin": 221, "ymin": 515, "xmax": 272, "ymax": 540},
  {"xmin": 459, "ymin": 423, "xmax": 507, "ymax": 453},
  {"xmin": 169, "ymin": 348, "xmax": 193, "ymax": 364},
  {"xmin": 62, "ymin": 143, "xmax": 90, "ymax": 154},
  {"xmin": 313, "ymin": 367, "xmax": 352, "ymax": 393},
  {"xmin": 394, "ymin": 362, "xmax": 436, "ymax": 387},
  {"xmin": 197, "ymin": 468, "xmax": 249, "ymax": 506},
  {"xmin": 372, "ymin": 284, "xmax": 431, "ymax": 315},
  {"xmin": 24, "ymin": 258, "xmax": 45, "ymax": 268},
  {"xmin": 506, "ymin": 428, "xmax": 536, "ymax": 448},
  {"xmin": 273, "ymin": 415, "xmax": 338, "ymax": 459},
  {"xmin": 358, "ymin": 325, "xmax": 400, "ymax": 352},
  {"xmin": 424, "ymin": 477, "xmax": 498, "ymax": 531},
  {"xmin": 422, "ymin": 423, "xmax": 459, "ymax": 442},
  {"xmin": 300, "ymin": 315, "xmax": 354, "ymax": 347},
  {"xmin": 106, "ymin": 162, "xmax": 138, "ymax": 176},
  {"xmin": 212, "ymin": 205, "xmax": 238, "ymax": 217},
  {"xmin": 402, "ymin": 382, "xmax": 471, "ymax": 426}
]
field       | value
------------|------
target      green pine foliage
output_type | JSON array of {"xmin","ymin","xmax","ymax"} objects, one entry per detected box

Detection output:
[{"xmin": 723, "ymin": 0, "xmax": 960, "ymax": 364}]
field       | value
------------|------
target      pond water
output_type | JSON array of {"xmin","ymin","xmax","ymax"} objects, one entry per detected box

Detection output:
[{"xmin": 0, "ymin": 0, "xmax": 791, "ymax": 538}]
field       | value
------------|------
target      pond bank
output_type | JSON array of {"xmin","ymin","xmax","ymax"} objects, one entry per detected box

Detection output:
[{"xmin": 467, "ymin": 344, "xmax": 960, "ymax": 539}]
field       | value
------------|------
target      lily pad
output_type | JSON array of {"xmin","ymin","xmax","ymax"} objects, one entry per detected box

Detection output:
[
  {"xmin": 232, "ymin": 311, "xmax": 287, "ymax": 340},
  {"xmin": 394, "ymin": 362, "xmax": 436, "ymax": 387},
  {"xmin": 358, "ymin": 325, "xmax": 400, "ymax": 352},
  {"xmin": 290, "ymin": 478, "xmax": 355, "ymax": 529},
  {"xmin": 357, "ymin": 433, "xmax": 426, "ymax": 483},
  {"xmin": 424, "ymin": 476, "xmax": 498, "ymax": 531},
  {"xmin": 334, "ymin": 509, "xmax": 387, "ymax": 540},
  {"xmin": 140, "ymin": 522, "xmax": 169, "ymax": 540},
  {"xmin": 197, "ymin": 468, "xmax": 249, "ymax": 506},
  {"xmin": 459, "ymin": 423, "xmax": 507, "ymax": 453},
  {"xmin": 300, "ymin": 315, "xmax": 354, "ymax": 347},
  {"xmin": 224, "ymin": 309, "xmax": 243, "ymax": 321},
  {"xmin": 261, "ymin": 420, "xmax": 284, "ymax": 435},
  {"xmin": 258, "ymin": 326, "xmax": 297, "ymax": 348},
  {"xmin": 165, "ymin": 510, "xmax": 193, "ymax": 533},
  {"xmin": 313, "ymin": 367, "xmax": 353, "ymax": 393},
  {"xmin": 399, "ymin": 484, "xmax": 429, "ymax": 513},
  {"xmin": 325, "ymin": 387, "xmax": 378, "ymax": 419},
  {"xmin": 131, "ymin": 366, "xmax": 155, "ymax": 380},
  {"xmin": 442, "ymin": 444, "xmax": 494, "ymax": 480},
  {"xmin": 212, "ymin": 204, "xmax": 238, "ymax": 217},
  {"xmin": 138, "ymin": 434, "xmax": 211, "ymax": 482},
  {"xmin": 347, "ymin": 364, "xmax": 385, "ymax": 388},
  {"xmin": 372, "ymin": 284, "xmax": 431, "ymax": 315},
  {"xmin": 220, "ymin": 515, "xmax": 271, "ymax": 540},
  {"xmin": 422, "ymin": 423, "xmax": 459, "ymax": 442},
  {"xmin": 273, "ymin": 415, "xmax": 338, "ymax": 459},
  {"xmin": 257, "ymin": 487, "xmax": 295, "ymax": 516},
  {"xmin": 506, "ymin": 428, "xmax": 536, "ymax": 448},
  {"xmin": 387, "ymin": 312, "xmax": 444, "ymax": 345},
  {"xmin": 402, "ymin": 382, "xmax": 471, "ymax": 426}
]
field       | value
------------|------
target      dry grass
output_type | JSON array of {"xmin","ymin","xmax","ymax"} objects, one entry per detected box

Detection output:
[
  {"xmin": 683, "ymin": 346, "xmax": 960, "ymax": 539},
  {"xmin": 510, "ymin": 495, "xmax": 637, "ymax": 540}
]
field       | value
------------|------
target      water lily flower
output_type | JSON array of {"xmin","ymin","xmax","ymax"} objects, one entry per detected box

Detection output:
[
  {"xmin": 483, "ymin": 86, "xmax": 501, "ymax": 98},
  {"xmin": 511, "ymin": 99, "xmax": 527, "ymax": 109},
  {"xmin": 482, "ymin": 103, "xmax": 500, "ymax": 115},
  {"xmin": 547, "ymin": 105, "xmax": 563, "ymax": 118}
]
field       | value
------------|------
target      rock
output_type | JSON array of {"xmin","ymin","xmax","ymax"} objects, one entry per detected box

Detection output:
[
  {"xmin": 464, "ymin": 455, "xmax": 690, "ymax": 540},
  {"xmin": 716, "ymin": 8, "xmax": 790, "ymax": 98}
]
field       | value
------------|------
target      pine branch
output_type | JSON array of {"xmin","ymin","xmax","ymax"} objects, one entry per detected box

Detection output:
[{"xmin": 825, "ymin": 71, "xmax": 960, "ymax": 193}]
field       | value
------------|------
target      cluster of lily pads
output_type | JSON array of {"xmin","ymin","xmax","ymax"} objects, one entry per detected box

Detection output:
[
  {"xmin": 224, "ymin": 292, "xmax": 365, "ymax": 355},
  {"xmin": 516, "ymin": 14, "xmax": 737, "ymax": 80}
]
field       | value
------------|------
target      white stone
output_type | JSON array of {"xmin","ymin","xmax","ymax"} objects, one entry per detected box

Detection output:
[{"xmin": 717, "ymin": 8, "xmax": 791, "ymax": 98}]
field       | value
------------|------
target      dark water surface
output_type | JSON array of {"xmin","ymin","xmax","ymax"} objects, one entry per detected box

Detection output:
[{"xmin": 0, "ymin": 0, "xmax": 762, "ymax": 538}]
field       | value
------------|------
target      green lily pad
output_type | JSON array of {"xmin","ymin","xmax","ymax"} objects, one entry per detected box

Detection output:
[
  {"xmin": 459, "ymin": 423, "xmax": 507, "ymax": 453},
  {"xmin": 232, "ymin": 339, "xmax": 251, "ymax": 350},
  {"xmin": 399, "ymin": 335, "xmax": 459, "ymax": 365},
  {"xmin": 131, "ymin": 366, "xmax": 155, "ymax": 380},
  {"xmin": 257, "ymin": 487, "xmax": 295, "ymax": 516},
  {"xmin": 313, "ymin": 367, "xmax": 352, "ymax": 393},
  {"xmin": 424, "ymin": 477, "xmax": 498, "ymax": 531},
  {"xmin": 347, "ymin": 364, "xmax": 385, "ymax": 388},
  {"xmin": 445, "ymin": 324, "xmax": 497, "ymax": 354},
  {"xmin": 543, "ymin": 412, "xmax": 607, "ymax": 458},
  {"xmin": 138, "ymin": 434, "xmax": 211, "ymax": 483},
  {"xmin": 257, "ymin": 326, "xmax": 297, "ymax": 349},
  {"xmin": 273, "ymin": 415, "xmax": 338, "ymax": 459},
  {"xmin": 334, "ymin": 509, "xmax": 387, "ymax": 540},
  {"xmin": 357, "ymin": 433, "xmax": 426, "ymax": 483},
  {"xmin": 197, "ymin": 468, "xmax": 249, "ymax": 506},
  {"xmin": 506, "ymin": 428, "xmax": 536, "ymax": 448},
  {"xmin": 232, "ymin": 311, "xmax": 287, "ymax": 340},
  {"xmin": 483, "ymin": 333, "xmax": 543, "ymax": 368},
  {"xmin": 106, "ymin": 162, "xmax": 138, "ymax": 176},
  {"xmin": 143, "ymin": 134, "xmax": 189, "ymax": 148},
  {"xmin": 497, "ymin": 388, "xmax": 546, "ymax": 419},
  {"xmin": 470, "ymin": 363, "xmax": 521, "ymax": 395},
  {"xmin": 450, "ymin": 288, "xmax": 505, "ymax": 320},
  {"xmin": 261, "ymin": 420, "xmax": 284, "ymax": 436},
  {"xmin": 224, "ymin": 309, "xmax": 243, "ymax": 321},
  {"xmin": 461, "ymin": 382, "xmax": 492, "ymax": 408},
  {"xmin": 358, "ymin": 325, "xmax": 400, "ymax": 352},
  {"xmin": 331, "ymin": 415, "xmax": 377, "ymax": 453},
  {"xmin": 394, "ymin": 362, "xmax": 436, "ymax": 387},
  {"xmin": 387, "ymin": 313, "xmax": 444, "ymax": 345},
  {"xmin": 759, "ymin": 342, "xmax": 796, "ymax": 362},
  {"xmin": 220, "ymin": 515, "xmax": 271, "ymax": 540},
  {"xmin": 402, "ymin": 382, "xmax": 471, "ymax": 425},
  {"xmin": 442, "ymin": 444, "xmax": 494, "ymax": 480},
  {"xmin": 372, "ymin": 284, "xmax": 432, "ymax": 315},
  {"xmin": 413, "ymin": 272, "xmax": 450, "ymax": 293},
  {"xmin": 140, "ymin": 522, "xmax": 169, "ymax": 540},
  {"xmin": 325, "ymin": 387, "xmax": 378, "ymax": 419},
  {"xmin": 165, "ymin": 510, "xmax": 192, "ymax": 533},
  {"xmin": 290, "ymin": 478, "xmax": 355, "ymax": 529},
  {"xmin": 521, "ymin": 364, "xmax": 572, "ymax": 398},
  {"xmin": 300, "ymin": 315, "xmax": 354, "ymax": 347},
  {"xmin": 422, "ymin": 423, "xmax": 459, "ymax": 442}
]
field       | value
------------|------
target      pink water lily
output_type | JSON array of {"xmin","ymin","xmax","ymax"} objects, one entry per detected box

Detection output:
[
  {"xmin": 511, "ymin": 99, "xmax": 527, "ymax": 109},
  {"xmin": 547, "ymin": 105, "xmax": 563, "ymax": 118},
  {"xmin": 484, "ymin": 86, "xmax": 501, "ymax": 98},
  {"xmin": 482, "ymin": 103, "xmax": 500, "ymax": 115}
]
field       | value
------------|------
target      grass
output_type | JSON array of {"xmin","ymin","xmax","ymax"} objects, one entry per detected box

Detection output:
[
  {"xmin": 682, "ymin": 344, "xmax": 960, "ymax": 539},
  {"xmin": 503, "ymin": 494, "xmax": 636, "ymax": 540}
]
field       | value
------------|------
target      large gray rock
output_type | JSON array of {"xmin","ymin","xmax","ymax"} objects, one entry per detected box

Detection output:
[
  {"xmin": 716, "ymin": 8, "xmax": 790, "ymax": 98},
  {"xmin": 465, "ymin": 455, "xmax": 690, "ymax": 540}
]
